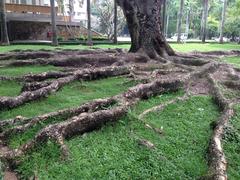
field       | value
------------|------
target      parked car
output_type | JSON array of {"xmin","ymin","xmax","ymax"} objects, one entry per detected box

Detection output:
[
  {"xmin": 171, "ymin": 33, "xmax": 188, "ymax": 41},
  {"xmin": 214, "ymin": 37, "xmax": 230, "ymax": 42}
]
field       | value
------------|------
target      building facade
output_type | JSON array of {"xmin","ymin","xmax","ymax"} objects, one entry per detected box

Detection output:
[{"xmin": 2, "ymin": 0, "xmax": 98, "ymax": 41}]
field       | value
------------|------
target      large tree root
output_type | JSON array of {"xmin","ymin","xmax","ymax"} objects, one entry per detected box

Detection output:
[
  {"xmin": 1, "ymin": 49, "xmax": 240, "ymax": 179},
  {"xmin": 206, "ymin": 75, "xmax": 236, "ymax": 179},
  {"xmin": 0, "ymin": 66, "xmax": 130, "ymax": 110},
  {"xmin": 138, "ymin": 95, "xmax": 189, "ymax": 119},
  {"xmin": 0, "ymin": 75, "xmax": 184, "ymax": 161},
  {"xmin": 0, "ymin": 98, "xmax": 116, "ymax": 139}
]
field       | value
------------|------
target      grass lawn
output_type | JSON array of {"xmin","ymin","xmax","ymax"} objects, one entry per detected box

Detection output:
[
  {"xmin": 15, "ymin": 93, "xmax": 219, "ymax": 179},
  {"xmin": 222, "ymin": 56, "xmax": 240, "ymax": 68},
  {"xmin": 0, "ymin": 80, "xmax": 22, "ymax": 97},
  {"xmin": 0, "ymin": 65, "xmax": 62, "ymax": 77},
  {"xmin": 0, "ymin": 43, "xmax": 240, "ymax": 53},
  {"xmin": 0, "ymin": 77, "xmax": 136, "ymax": 120},
  {"xmin": 0, "ymin": 43, "xmax": 240, "ymax": 179}
]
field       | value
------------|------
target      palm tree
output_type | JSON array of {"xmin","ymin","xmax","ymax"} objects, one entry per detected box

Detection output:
[
  {"xmin": 87, "ymin": 0, "xmax": 93, "ymax": 45},
  {"xmin": 219, "ymin": 0, "xmax": 227, "ymax": 44},
  {"xmin": 202, "ymin": 0, "xmax": 209, "ymax": 43},
  {"xmin": 0, "ymin": 0, "xmax": 10, "ymax": 45},
  {"xmin": 50, "ymin": 0, "xmax": 58, "ymax": 46},
  {"xmin": 177, "ymin": 0, "xmax": 184, "ymax": 43}
]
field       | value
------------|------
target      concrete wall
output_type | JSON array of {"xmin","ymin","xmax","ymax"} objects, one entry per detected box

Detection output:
[{"xmin": 7, "ymin": 21, "xmax": 101, "ymax": 41}]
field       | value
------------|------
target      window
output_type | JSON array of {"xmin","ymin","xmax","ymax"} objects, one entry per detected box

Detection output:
[{"xmin": 21, "ymin": 0, "xmax": 27, "ymax": 4}]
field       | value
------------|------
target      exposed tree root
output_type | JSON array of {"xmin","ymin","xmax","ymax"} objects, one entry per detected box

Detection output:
[
  {"xmin": 0, "ymin": 74, "xmax": 184, "ymax": 161},
  {"xmin": 0, "ymin": 98, "xmax": 116, "ymax": 139},
  {"xmin": 138, "ymin": 95, "xmax": 189, "ymax": 120},
  {"xmin": 0, "ymin": 49, "xmax": 240, "ymax": 179},
  {"xmin": 206, "ymin": 75, "xmax": 236, "ymax": 179},
  {"xmin": 0, "ymin": 66, "xmax": 130, "ymax": 110},
  {"xmin": 23, "ymin": 71, "xmax": 73, "ymax": 82}
]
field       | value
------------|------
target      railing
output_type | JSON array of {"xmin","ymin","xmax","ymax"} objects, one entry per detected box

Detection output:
[{"xmin": 5, "ymin": 3, "xmax": 58, "ymax": 14}]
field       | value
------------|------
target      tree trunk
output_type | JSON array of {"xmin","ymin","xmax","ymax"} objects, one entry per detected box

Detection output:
[
  {"xmin": 50, "ymin": 0, "xmax": 58, "ymax": 46},
  {"xmin": 116, "ymin": 0, "xmax": 175, "ymax": 59},
  {"xmin": 219, "ymin": 0, "xmax": 227, "ymax": 44},
  {"xmin": 177, "ymin": 0, "xmax": 184, "ymax": 43},
  {"xmin": 165, "ymin": 13, "xmax": 169, "ymax": 38},
  {"xmin": 113, "ymin": 0, "xmax": 118, "ymax": 44},
  {"xmin": 86, "ymin": 0, "xmax": 93, "ymax": 46},
  {"xmin": 202, "ymin": 0, "xmax": 208, "ymax": 43},
  {"xmin": 0, "ymin": 0, "xmax": 10, "ymax": 45},
  {"xmin": 185, "ymin": 7, "xmax": 190, "ymax": 39}
]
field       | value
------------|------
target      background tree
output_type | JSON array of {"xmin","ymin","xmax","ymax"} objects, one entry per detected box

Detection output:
[
  {"xmin": 113, "ymin": 0, "xmax": 118, "ymax": 44},
  {"xmin": 219, "ymin": 0, "xmax": 228, "ymax": 43},
  {"xmin": 177, "ymin": 0, "xmax": 184, "ymax": 43},
  {"xmin": 202, "ymin": 0, "xmax": 209, "ymax": 42},
  {"xmin": 0, "ymin": 0, "xmax": 10, "ymax": 45},
  {"xmin": 87, "ymin": 0, "xmax": 93, "ymax": 45},
  {"xmin": 50, "ymin": 0, "xmax": 58, "ymax": 46},
  {"xmin": 93, "ymin": 0, "xmax": 126, "ymax": 41},
  {"xmin": 225, "ymin": 0, "xmax": 240, "ymax": 42}
]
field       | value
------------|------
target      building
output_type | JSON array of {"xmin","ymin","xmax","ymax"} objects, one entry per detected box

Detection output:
[{"xmin": 3, "ymin": 0, "xmax": 100, "ymax": 41}]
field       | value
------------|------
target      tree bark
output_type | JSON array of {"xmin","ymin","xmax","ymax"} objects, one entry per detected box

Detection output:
[
  {"xmin": 202, "ymin": 0, "xmax": 209, "ymax": 43},
  {"xmin": 177, "ymin": 0, "xmax": 184, "ymax": 43},
  {"xmin": 117, "ymin": 0, "xmax": 175, "ymax": 59},
  {"xmin": 50, "ymin": 0, "xmax": 58, "ymax": 46},
  {"xmin": 87, "ymin": 0, "xmax": 93, "ymax": 46},
  {"xmin": 219, "ymin": 0, "xmax": 227, "ymax": 44},
  {"xmin": 0, "ymin": 0, "xmax": 10, "ymax": 45}
]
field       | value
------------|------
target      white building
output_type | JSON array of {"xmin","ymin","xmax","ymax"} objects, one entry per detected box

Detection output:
[
  {"xmin": 43, "ymin": 0, "xmax": 88, "ymax": 25},
  {"xmin": 6, "ymin": 0, "xmax": 88, "ymax": 25}
]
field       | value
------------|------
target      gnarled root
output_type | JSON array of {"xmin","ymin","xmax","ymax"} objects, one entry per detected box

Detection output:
[
  {"xmin": 0, "ymin": 66, "xmax": 130, "ymax": 110},
  {"xmin": 206, "ymin": 74, "xmax": 236, "ymax": 179},
  {"xmin": 138, "ymin": 95, "xmax": 189, "ymax": 119}
]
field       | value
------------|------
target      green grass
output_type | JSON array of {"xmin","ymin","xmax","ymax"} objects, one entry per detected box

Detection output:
[
  {"xmin": 0, "ymin": 77, "xmax": 136, "ymax": 120},
  {"xmin": 0, "ymin": 65, "xmax": 61, "ymax": 77},
  {"xmin": 223, "ymin": 105, "xmax": 240, "ymax": 179},
  {"xmin": 0, "ymin": 43, "xmax": 239, "ymax": 53},
  {"xmin": 14, "ymin": 94, "xmax": 219, "ymax": 179},
  {"xmin": 0, "ymin": 80, "xmax": 22, "ymax": 96},
  {"xmin": 222, "ymin": 56, "xmax": 240, "ymax": 68},
  {"xmin": 170, "ymin": 43, "xmax": 240, "ymax": 53},
  {"xmin": 0, "ymin": 42, "xmax": 239, "ymax": 179}
]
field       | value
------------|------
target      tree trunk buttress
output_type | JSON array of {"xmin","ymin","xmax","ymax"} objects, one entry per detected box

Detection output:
[{"xmin": 117, "ymin": 0, "xmax": 175, "ymax": 59}]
